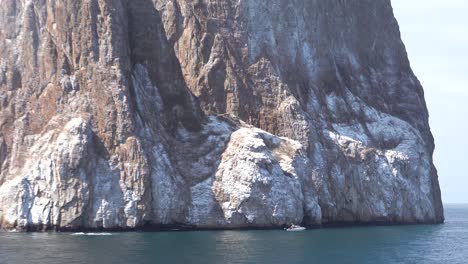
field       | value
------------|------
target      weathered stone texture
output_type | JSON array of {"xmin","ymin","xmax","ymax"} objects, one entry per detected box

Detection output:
[{"xmin": 0, "ymin": 0, "xmax": 443, "ymax": 230}]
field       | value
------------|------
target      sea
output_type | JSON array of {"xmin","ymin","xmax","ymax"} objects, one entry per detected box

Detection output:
[{"xmin": 1, "ymin": 204, "xmax": 467, "ymax": 264}]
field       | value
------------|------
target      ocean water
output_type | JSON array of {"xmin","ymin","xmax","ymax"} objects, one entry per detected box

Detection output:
[{"xmin": 1, "ymin": 204, "xmax": 467, "ymax": 264}]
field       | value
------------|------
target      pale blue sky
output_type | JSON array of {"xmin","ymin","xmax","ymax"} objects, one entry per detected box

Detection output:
[{"xmin": 392, "ymin": 0, "xmax": 468, "ymax": 203}]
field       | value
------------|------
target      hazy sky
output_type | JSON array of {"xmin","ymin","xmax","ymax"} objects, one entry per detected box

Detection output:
[{"xmin": 391, "ymin": 0, "xmax": 468, "ymax": 203}]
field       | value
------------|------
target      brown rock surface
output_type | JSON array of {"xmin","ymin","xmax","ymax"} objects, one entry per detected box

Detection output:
[{"xmin": 0, "ymin": 0, "xmax": 443, "ymax": 231}]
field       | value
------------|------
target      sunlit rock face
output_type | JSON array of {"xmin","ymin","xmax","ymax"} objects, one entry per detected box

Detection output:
[{"xmin": 0, "ymin": 0, "xmax": 443, "ymax": 231}]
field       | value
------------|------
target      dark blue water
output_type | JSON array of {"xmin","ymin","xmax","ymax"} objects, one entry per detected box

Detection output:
[{"xmin": 1, "ymin": 204, "xmax": 467, "ymax": 264}]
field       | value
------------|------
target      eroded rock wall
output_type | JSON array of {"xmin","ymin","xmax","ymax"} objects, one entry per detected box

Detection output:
[
  {"xmin": 0, "ymin": 0, "xmax": 443, "ymax": 230},
  {"xmin": 155, "ymin": 0, "xmax": 444, "ymax": 224}
]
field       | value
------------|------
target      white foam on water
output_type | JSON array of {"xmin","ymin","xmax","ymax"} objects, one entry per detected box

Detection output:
[{"xmin": 71, "ymin": 232, "xmax": 113, "ymax": 236}]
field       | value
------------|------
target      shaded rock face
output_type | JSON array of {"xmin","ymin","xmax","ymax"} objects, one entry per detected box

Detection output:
[
  {"xmin": 155, "ymin": 0, "xmax": 444, "ymax": 224},
  {"xmin": 0, "ymin": 0, "xmax": 443, "ymax": 230}
]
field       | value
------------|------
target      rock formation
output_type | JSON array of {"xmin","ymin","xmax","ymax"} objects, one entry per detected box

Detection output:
[{"xmin": 0, "ymin": 0, "xmax": 443, "ymax": 231}]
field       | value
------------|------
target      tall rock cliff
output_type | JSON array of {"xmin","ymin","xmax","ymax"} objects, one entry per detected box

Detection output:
[{"xmin": 0, "ymin": 0, "xmax": 443, "ymax": 231}]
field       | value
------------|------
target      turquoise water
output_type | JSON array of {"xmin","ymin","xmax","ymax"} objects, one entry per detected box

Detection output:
[{"xmin": 1, "ymin": 204, "xmax": 467, "ymax": 264}]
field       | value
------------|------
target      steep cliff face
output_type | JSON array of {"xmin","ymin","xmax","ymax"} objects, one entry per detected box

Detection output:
[
  {"xmin": 155, "ymin": 0, "xmax": 444, "ymax": 224},
  {"xmin": 0, "ymin": 0, "xmax": 443, "ymax": 231}
]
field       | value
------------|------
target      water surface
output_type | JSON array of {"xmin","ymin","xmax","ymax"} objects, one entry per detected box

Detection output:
[{"xmin": 1, "ymin": 204, "xmax": 467, "ymax": 264}]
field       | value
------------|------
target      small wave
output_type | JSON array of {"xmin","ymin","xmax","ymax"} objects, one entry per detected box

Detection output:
[{"xmin": 72, "ymin": 232, "xmax": 113, "ymax": 236}]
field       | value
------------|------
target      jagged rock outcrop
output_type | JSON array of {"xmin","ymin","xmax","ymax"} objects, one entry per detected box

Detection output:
[{"xmin": 0, "ymin": 0, "xmax": 443, "ymax": 231}]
